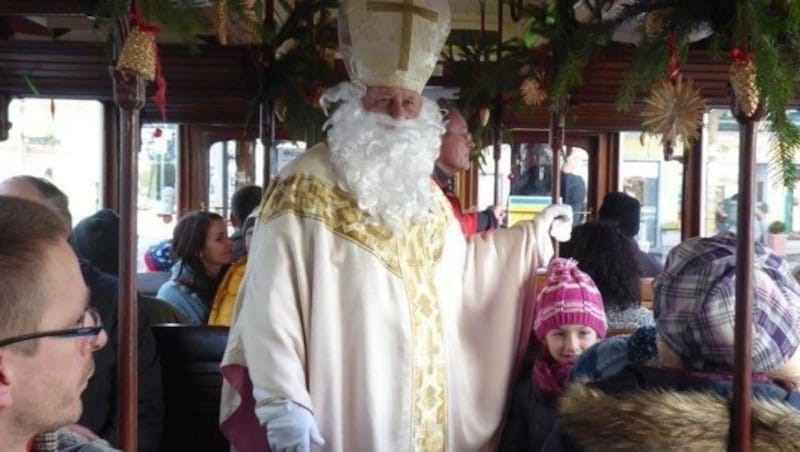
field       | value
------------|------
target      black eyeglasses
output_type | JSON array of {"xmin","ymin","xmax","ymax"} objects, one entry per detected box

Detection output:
[{"xmin": 0, "ymin": 306, "xmax": 104, "ymax": 348}]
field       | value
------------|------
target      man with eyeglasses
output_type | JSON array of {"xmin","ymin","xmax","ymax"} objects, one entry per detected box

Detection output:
[
  {"xmin": 0, "ymin": 196, "xmax": 111, "ymax": 451},
  {"xmin": 434, "ymin": 104, "xmax": 505, "ymax": 235},
  {"xmin": 0, "ymin": 175, "xmax": 163, "ymax": 451}
]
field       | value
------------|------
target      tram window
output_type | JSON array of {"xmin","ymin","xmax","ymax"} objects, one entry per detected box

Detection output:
[
  {"xmin": 0, "ymin": 98, "xmax": 103, "ymax": 227},
  {"xmin": 702, "ymin": 108, "xmax": 799, "ymax": 253},
  {"xmin": 618, "ymin": 132, "xmax": 683, "ymax": 265},
  {"xmin": 486, "ymin": 143, "xmax": 588, "ymax": 227},
  {"xmin": 208, "ymin": 140, "xmax": 239, "ymax": 221},
  {"xmin": 209, "ymin": 138, "xmax": 278, "ymax": 234},
  {"xmin": 138, "ymin": 124, "xmax": 179, "ymax": 271},
  {"xmin": 269, "ymin": 140, "xmax": 306, "ymax": 179}
]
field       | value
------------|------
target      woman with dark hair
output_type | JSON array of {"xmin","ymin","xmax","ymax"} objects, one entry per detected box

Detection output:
[
  {"xmin": 156, "ymin": 211, "xmax": 233, "ymax": 324},
  {"xmin": 561, "ymin": 222, "xmax": 654, "ymax": 331}
]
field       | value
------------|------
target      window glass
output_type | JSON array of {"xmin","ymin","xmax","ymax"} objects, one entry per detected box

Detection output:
[
  {"xmin": 138, "ymin": 123, "xmax": 178, "ymax": 271},
  {"xmin": 270, "ymin": 140, "xmax": 306, "ymax": 179},
  {"xmin": 500, "ymin": 143, "xmax": 588, "ymax": 226},
  {"xmin": 0, "ymin": 98, "xmax": 103, "ymax": 227},
  {"xmin": 703, "ymin": 108, "xmax": 798, "ymax": 255},
  {"xmin": 618, "ymin": 132, "xmax": 683, "ymax": 264},
  {"xmin": 477, "ymin": 143, "xmax": 512, "ymax": 211}
]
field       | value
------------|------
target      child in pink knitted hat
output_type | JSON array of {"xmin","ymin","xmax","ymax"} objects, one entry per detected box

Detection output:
[{"xmin": 499, "ymin": 258, "xmax": 607, "ymax": 451}]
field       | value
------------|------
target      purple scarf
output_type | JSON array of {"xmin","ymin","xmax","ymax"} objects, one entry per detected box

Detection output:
[{"xmin": 532, "ymin": 352, "xmax": 574, "ymax": 397}]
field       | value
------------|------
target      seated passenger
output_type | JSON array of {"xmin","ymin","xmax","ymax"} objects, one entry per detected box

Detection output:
[
  {"xmin": 229, "ymin": 185, "xmax": 262, "ymax": 261},
  {"xmin": 499, "ymin": 258, "xmax": 607, "ymax": 451},
  {"xmin": 0, "ymin": 176, "xmax": 163, "ymax": 451},
  {"xmin": 433, "ymin": 103, "xmax": 504, "ymax": 234},
  {"xmin": 157, "ymin": 211, "xmax": 233, "ymax": 324},
  {"xmin": 144, "ymin": 239, "xmax": 173, "ymax": 272},
  {"xmin": 598, "ymin": 192, "xmax": 663, "ymax": 277},
  {"xmin": 547, "ymin": 234, "xmax": 800, "ymax": 450},
  {"xmin": 208, "ymin": 213, "xmax": 257, "ymax": 326},
  {"xmin": 0, "ymin": 196, "xmax": 114, "ymax": 451},
  {"xmin": 70, "ymin": 208, "xmax": 120, "ymax": 275},
  {"xmin": 561, "ymin": 222, "xmax": 654, "ymax": 331}
]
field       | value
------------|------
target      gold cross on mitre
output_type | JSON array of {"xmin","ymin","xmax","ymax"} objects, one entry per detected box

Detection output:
[{"xmin": 366, "ymin": 0, "xmax": 439, "ymax": 71}]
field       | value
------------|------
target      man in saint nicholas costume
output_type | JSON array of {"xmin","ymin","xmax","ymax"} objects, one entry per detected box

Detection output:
[{"xmin": 218, "ymin": 0, "xmax": 573, "ymax": 450}]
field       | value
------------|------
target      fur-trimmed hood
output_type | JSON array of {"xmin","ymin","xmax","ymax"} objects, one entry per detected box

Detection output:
[{"xmin": 558, "ymin": 375, "xmax": 800, "ymax": 451}]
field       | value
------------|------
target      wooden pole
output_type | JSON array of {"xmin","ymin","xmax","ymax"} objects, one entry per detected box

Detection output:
[
  {"xmin": 0, "ymin": 93, "xmax": 10, "ymax": 141},
  {"xmin": 731, "ymin": 109, "xmax": 760, "ymax": 452},
  {"xmin": 491, "ymin": 0, "xmax": 504, "ymax": 206},
  {"xmin": 111, "ymin": 66, "xmax": 145, "ymax": 452},
  {"xmin": 549, "ymin": 111, "xmax": 564, "ymax": 257}
]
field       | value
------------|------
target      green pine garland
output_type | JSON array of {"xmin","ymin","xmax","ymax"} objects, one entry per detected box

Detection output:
[{"xmin": 539, "ymin": 0, "xmax": 800, "ymax": 186}]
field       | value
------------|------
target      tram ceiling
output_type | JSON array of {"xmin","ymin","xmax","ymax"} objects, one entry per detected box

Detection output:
[{"xmin": 2, "ymin": 1, "xmax": 800, "ymax": 129}]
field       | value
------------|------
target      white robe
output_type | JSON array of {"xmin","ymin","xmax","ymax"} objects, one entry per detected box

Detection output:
[{"xmin": 220, "ymin": 143, "xmax": 541, "ymax": 452}]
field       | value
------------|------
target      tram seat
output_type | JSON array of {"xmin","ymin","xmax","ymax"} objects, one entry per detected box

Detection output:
[
  {"xmin": 640, "ymin": 277, "xmax": 654, "ymax": 310},
  {"xmin": 153, "ymin": 325, "xmax": 230, "ymax": 452},
  {"xmin": 137, "ymin": 271, "xmax": 171, "ymax": 297},
  {"xmin": 141, "ymin": 295, "xmax": 190, "ymax": 325}
]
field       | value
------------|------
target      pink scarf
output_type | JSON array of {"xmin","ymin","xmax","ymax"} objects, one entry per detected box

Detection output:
[{"xmin": 532, "ymin": 352, "xmax": 574, "ymax": 397}]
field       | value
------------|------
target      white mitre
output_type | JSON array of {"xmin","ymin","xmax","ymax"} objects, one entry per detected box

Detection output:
[{"xmin": 337, "ymin": 0, "xmax": 451, "ymax": 93}]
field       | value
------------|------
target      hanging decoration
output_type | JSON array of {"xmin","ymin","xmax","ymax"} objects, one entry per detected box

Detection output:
[
  {"xmin": 116, "ymin": 26, "xmax": 157, "ymax": 81},
  {"xmin": 639, "ymin": 34, "xmax": 705, "ymax": 158},
  {"xmin": 520, "ymin": 77, "xmax": 547, "ymax": 106},
  {"xmin": 214, "ymin": 0, "xmax": 260, "ymax": 45},
  {"xmin": 50, "ymin": 98, "xmax": 55, "ymax": 121},
  {"xmin": 215, "ymin": 0, "xmax": 228, "ymax": 45},
  {"xmin": 115, "ymin": 4, "xmax": 168, "ymax": 120},
  {"xmin": 729, "ymin": 48, "xmax": 759, "ymax": 118},
  {"xmin": 641, "ymin": 76, "xmax": 706, "ymax": 152}
]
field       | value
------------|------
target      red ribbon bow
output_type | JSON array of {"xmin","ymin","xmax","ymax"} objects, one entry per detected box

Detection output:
[{"xmin": 731, "ymin": 47, "xmax": 753, "ymax": 62}]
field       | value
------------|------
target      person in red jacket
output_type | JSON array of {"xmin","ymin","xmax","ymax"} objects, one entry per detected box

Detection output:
[{"xmin": 434, "ymin": 104, "xmax": 505, "ymax": 235}]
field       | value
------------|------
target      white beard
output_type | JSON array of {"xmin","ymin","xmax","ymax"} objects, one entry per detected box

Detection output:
[{"xmin": 321, "ymin": 82, "xmax": 445, "ymax": 233}]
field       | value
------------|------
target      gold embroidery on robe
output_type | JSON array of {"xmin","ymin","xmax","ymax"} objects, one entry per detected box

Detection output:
[
  {"xmin": 258, "ymin": 174, "xmax": 399, "ymax": 275},
  {"xmin": 259, "ymin": 173, "xmax": 451, "ymax": 450},
  {"xmin": 400, "ymin": 188, "xmax": 449, "ymax": 451}
]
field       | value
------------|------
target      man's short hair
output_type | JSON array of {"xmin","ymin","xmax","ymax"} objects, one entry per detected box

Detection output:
[
  {"xmin": 4, "ymin": 175, "xmax": 72, "ymax": 229},
  {"xmin": 0, "ymin": 196, "xmax": 69, "ymax": 354},
  {"xmin": 230, "ymin": 185, "xmax": 263, "ymax": 225}
]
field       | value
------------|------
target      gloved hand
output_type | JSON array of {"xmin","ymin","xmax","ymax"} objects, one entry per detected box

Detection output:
[
  {"xmin": 262, "ymin": 400, "xmax": 325, "ymax": 452},
  {"xmin": 532, "ymin": 204, "xmax": 574, "ymax": 265}
]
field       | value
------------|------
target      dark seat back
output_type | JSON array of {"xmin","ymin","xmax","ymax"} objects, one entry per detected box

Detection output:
[{"xmin": 152, "ymin": 325, "xmax": 230, "ymax": 452}]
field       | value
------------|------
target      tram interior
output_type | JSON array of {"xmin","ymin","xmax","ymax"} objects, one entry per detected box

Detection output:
[{"xmin": 2, "ymin": 0, "xmax": 800, "ymax": 450}]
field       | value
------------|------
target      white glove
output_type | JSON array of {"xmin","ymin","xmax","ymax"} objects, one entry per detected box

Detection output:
[
  {"xmin": 261, "ymin": 400, "xmax": 325, "ymax": 452},
  {"xmin": 532, "ymin": 204, "xmax": 574, "ymax": 265}
]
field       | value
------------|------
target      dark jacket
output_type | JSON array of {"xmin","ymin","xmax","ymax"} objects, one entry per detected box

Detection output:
[
  {"xmin": 545, "ymin": 365, "xmax": 800, "ymax": 451},
  {"xmin": 78, "ymin": 262, "xmax": 164, "ymax": 452},
  {"xmin": 499, "ymin": 373, "xmax": 558, "ymax": 451}
]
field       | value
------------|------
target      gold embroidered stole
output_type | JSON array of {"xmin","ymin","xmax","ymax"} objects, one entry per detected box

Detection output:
[{"xmin": 259, "ymin": 173, "xmax": 451, "ymax": 451}]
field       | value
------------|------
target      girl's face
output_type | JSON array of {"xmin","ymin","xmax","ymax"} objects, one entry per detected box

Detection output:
[
  {"xmin": 544, "ymin": 324, "xmax": 599, "ymax": 364},
  {"xmin": 200, "ymin": 219, "xmax": 233, "ymax": 270}
]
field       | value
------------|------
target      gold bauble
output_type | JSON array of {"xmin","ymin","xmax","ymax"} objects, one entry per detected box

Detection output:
[
  {"xmin": 729, "ymin": 59, "xmax": 760, "ymax": 117},
  {"xmin": 641, "ymin": 76, "xmax": 706, "ymax": 149},
  {"xmin": 116, "ymin": 28, "xmax": 157, "ymax": 81},
  {"xmin": 520, "ymin": 78, "xmax": 547, "ymax": 106}
]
